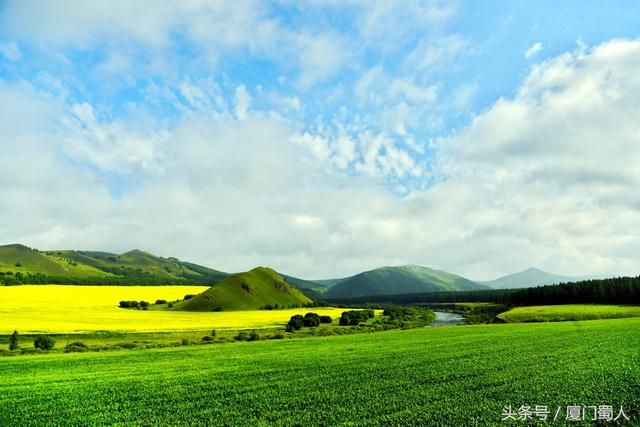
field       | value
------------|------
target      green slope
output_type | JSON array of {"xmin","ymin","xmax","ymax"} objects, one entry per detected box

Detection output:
[
  {"xmin": 173, "ymin": 267, "xmax": 312, "ymax": 311},
  {"xmin": 0, "ymin": 244, "xmax": 112, "ymax": 278},
  {"xmin": 0, "ymin": 244, "xmax": 228, "ymax": 285},
  {"xmin": 325, "ymin": 265, "xmax": 488, "ymax": 299}
]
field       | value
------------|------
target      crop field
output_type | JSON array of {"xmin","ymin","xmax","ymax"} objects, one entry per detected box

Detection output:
[
  {"xmin": 0, "ymin": 285, "xmax": 344, "ymax": 333},
  {"xmin": 0, "ymin": 318, "xmax": 638, "ymax": 426},
  {"xmin": 498, "ymin": 304, "xmax": 640, "ymax": 323}
]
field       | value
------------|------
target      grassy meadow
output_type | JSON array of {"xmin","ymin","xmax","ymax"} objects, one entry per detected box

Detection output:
[
  {"xmin": 0, "ymin": 285, "xmax": 343, "ymax": 334},
  {"xmin": 498, "ymin": 304, "xmax": 640, "ymax": 323},
  {"xmin": 0, "ymin": 318, "xmax": 638, "ymax": 425}
]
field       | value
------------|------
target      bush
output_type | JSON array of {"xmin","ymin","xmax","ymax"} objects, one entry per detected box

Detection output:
[
  {"xmin": 319, "ymin": 315, "xmax": 332, "ymax": 324},
  {"xmin": 339, "ymin": 310, "xmax": 373, "ymax": 326},
  {"xmin": 211, "ymin": 329, "xmax": 217, "ymax": 338},
  {"xmin": 65, "ymin": 342, "xmax": 88, "ymax": 353},
  {"xmin": 271, "ymin": 333, "xmax": 285, "ymax": 339},
  {"xmin": 201, "ymin": 336, "xmax": 214, "ymax": 343},
  {"xmin": 138, "ymin": 301, "xmax": 150, "ymax": 309},
  {"xmin": 155, "ymin": 299, "xmax": 167, "ymax": 305},
  {"xmin": 287, "ymin": 315, "xmax": 304, "ymax": 331},
  {"xmin": 303, "ymin": 312, "xmax": 321, "ymax": 327},
  {"xmin": 119, "ymin": 300, "xmax": 139, "ymax": 308},
  {"xmin": 181, "ymin": 338, "xmax": 190, "ymax": 346},
  {"xmin": 34, "ymin": 336, "xmax": 55, "ymax": 350},
  {"xmin": 183, "ymin": 294, "xmax": 196, "ymax": 300},
  {"xmin": 248, "ymin": 330, "xmax": 260, "ymax": 341},
  {"xmin": 234, "ymin": 331, "xmax": 250, "ymax": 341},
  {"xmin": 117, "ymin": 342, "xmax": 136, "ymax": 349}
]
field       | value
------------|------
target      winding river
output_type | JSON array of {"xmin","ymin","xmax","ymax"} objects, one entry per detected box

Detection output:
[{"xmin": 430, "ymin": 311, "xmax": 466, "ymax": 327}]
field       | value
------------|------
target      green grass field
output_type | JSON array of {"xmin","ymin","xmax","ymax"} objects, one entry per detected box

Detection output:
[
  {"xmin": 1, "ymin": 318, "xmax": 638, "ymax": 426},
  {"xmin": 498, "ymin": 304, "xmax": 640, "ymax": 323}
]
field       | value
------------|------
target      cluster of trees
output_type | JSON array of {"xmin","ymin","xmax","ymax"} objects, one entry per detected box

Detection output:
[
  {"xmin": 339, "ymin": 309, "xmax": 375, "ymax": 326},
  {"xmin": 286, "ymin": 312, "xmax": 332, "ymax": 331},
  {"xmin": 331, "ymin": 276, "xmax": 640, "ymax": 307},
  {"xmin": 118, "ymin": 300, "xmax": 150, "ymax": 310},
  {"xmin": 34, "ymin": 335, "xmax": 55, "ymax": 350},
  {"xmin": 7, "ymin": 331, "xmax": 56, "ymax": 351},
  {"xmin": 382, "ymin": 307, "xmax": 415, "ymax": 321}
]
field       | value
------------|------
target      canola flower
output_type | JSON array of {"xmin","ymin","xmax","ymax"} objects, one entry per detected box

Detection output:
[{"xmin": 0, "ymin": 285, "xmax": 346, "ymax": 333}]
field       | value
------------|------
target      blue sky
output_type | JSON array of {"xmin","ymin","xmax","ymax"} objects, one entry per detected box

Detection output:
[{"xmin": 2, "ymin": 1, "xmax": 640, "ymax": 279}]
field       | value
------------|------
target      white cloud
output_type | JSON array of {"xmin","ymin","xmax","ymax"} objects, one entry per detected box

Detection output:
[
  {"xmin": 234, "ymin": 85, "xmax": 252, "ymax": 120},
  {"xmin": 524, "ymin": 42, "xmax": 543, "ymax": 59},
  {"xmin": 3, "ymin": 38, "xmax": 640, "ymax": 281}
]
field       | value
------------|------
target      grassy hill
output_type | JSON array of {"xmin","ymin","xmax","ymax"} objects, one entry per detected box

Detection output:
[
  {"xmin": 172, "ymin": 267, "xmax": 313, "ymax": 311},
  {"xmin": 325, "ymin": 265, "xmax": 488, "ymax": 299},
  {"xmin": 0, "ymin": 244, "xmax": 227, "ymax": 285},
  {"xmin": 0, "ymin": 244, "xmax": 113, "ymax": 278},
  {"xmin": 480, "ymin": 267, "xmax": 593, "ymax": 289}
]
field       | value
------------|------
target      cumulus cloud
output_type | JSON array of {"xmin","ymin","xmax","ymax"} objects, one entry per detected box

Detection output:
[
  {"xmin": 524, "ymin": 42, "xmax": 543, "ymax": 58},
  {"xmin": 2, "ymin": 6, "xmax": 640, "ymax": 281}
]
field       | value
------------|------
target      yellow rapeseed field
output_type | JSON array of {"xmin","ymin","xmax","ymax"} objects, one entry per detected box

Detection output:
[{"xmin": 0, "ymin": 285, "xmax": 347, "ymax": 333}]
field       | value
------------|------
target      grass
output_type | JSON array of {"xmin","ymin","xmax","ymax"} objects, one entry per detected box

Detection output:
[
  {"xmin": 0, "ymin": 285, "xmax": 341, "ymax": 334},
  {"xmin": 0, "ymin": 318, "xmax": 638, "ymax": 425},
  {"xmin": 497, "ymin": 304, "xmax": 640, "ymax": 323}
]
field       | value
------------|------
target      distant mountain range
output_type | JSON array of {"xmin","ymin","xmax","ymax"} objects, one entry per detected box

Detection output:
[
  {"xmin": 0, "ymin": 243, "xmax": 606, "ymax": 305},
  {"xmin": 478, "ymin": 267, "xmax": 596, "ymax": 289}
]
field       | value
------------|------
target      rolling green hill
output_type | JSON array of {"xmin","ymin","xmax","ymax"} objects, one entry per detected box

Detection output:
[
  {"xmin": 325, "ymin": 265, "xmax": 488, "ymax": 299},
  {"xmin": 0, "ymin": 244, "xmax": 228, "ymax": 285},
  {"xmin": 0, "ymin": 244, "xmax": 112, "ymax": 278},
  {"xmin": 172, "ymin": 267, "xmax": 313, "ymax": 311}
]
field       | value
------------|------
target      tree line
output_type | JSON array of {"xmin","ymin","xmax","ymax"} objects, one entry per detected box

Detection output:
[{"xmin": 329, "ymin": 276, "xmax": 640, "ymax": 306}]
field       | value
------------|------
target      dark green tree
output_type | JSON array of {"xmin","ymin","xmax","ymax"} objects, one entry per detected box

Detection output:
[
  {"xmin": 9, "ymin": 330, "xmax": 19, "ymax": 351},
  {"xmin": 34, "ymin": 335, "xmax": 55, "ymax": 350}
]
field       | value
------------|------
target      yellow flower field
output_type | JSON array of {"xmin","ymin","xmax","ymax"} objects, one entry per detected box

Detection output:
[{"xmin": 0, "ymin": 285, "xmax": 346, "ymax": 334}]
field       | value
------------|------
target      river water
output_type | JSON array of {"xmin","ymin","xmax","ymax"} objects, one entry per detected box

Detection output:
[{"xmin": 429, "ymin": 311, "xmax": 465, "ymax": 327}]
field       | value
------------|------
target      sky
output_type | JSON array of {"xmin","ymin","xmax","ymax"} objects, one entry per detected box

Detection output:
[{"xmin": 2, "ymin": 0, "xmax": 640, "ymax": 280}]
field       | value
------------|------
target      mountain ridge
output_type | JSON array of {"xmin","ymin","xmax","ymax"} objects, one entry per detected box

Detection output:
[{"xmin": 325, "ymin": 265, "xmax": 489, "ymax": 299}]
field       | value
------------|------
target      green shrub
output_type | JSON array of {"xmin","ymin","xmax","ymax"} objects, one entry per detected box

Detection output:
[
  {"xmin": 248, "ymin": 330, "xmax": 260, "ymax": 341},
  {"xmin": 34, "ymin": 336, "xmax": 55, "ymax": 350},
  {"xmin": 65, "ymin": 342, "xmax": 88, "ymax": 353},
  {"xmin": 287, "ymin": 315, "xmax": 304, "ymax": 331},
  {"xmin": 234, "ymin": 332, "xmax": 250, "ymax": 341},
  {"xmin": 303, "ymin": 312, "xmax": 321, "ymax": 327},
  {"xmin": 155, "ymin": 299, "xmax": 167, "ymax": 305},
  {"xmin": 181, "ymin": 338, "xmax": 190, "ymax": 346},
  {"xmin": 119, "ymin": 300, "xmax": 139, "ymax": 308},
  {"xmin": 202, "ymin": 336, "xmax": 214, "ymax": 343},
  {"xmin": 319, "ymin": 315, "xmax": 332, "ymax": 324},
  {"xmin": 117, "ymin": 342, "xmax": 137, "ymax": 349}
]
